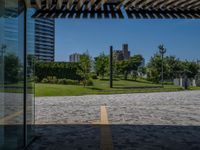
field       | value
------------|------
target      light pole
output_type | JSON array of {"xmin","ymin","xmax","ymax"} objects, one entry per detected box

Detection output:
[
  {"xmin": 159, "ymin": 44, "xmax": 166, "ymax": 87},
  {"xmin": 110, "ymin": 46, "xmax": 113, "ymax": 88}
]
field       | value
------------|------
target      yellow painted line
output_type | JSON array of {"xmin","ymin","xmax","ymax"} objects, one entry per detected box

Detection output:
[
  {"xmin": 100, "ymin": 105, "xmax": 113, "ymax": 150},
  {"xmin": 100, "ymin": 105, "xmax": 109, "ymax": 125},
  {"xmin": 0, "ymin": 111, "xmax": 23, "ymax": 124},
  {"xmin": 0, "ymin": 107, "xmax": 33, "ymax": 124}
]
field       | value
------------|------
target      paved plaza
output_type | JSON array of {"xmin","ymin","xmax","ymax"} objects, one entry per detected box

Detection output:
[{"xmin": 30, "ymin": 91, "xmax": 200, "ymax": 150}]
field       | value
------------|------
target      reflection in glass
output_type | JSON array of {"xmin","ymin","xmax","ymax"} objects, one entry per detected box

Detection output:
[{"xmin": 0, "ymin": 1, "xmax": 35, "ymax": 149}]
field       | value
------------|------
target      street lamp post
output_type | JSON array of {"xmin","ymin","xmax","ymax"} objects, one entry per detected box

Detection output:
[
  {"xmin": 159, "ymin": 44, "xmax": 166, "ymax": 87},
  {"xmin": 110, "ymin": 46, "xmax": 113, "ymax": 88}
]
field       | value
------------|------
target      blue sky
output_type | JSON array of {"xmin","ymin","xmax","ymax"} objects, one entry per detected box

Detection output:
[{"xmin": 55, "ymin": 19, "xmax": 200, "ymax": 62}]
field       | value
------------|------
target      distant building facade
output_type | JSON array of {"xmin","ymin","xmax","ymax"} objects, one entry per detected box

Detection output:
[
  {"xmin": 113, "ymin": 44, "xmax": 130, "ymax": 61},
  {"xmin": 197, "ymin": 60, "xmax": 200, "ymax": 65},
  {"xmin": 35, "ymin": 18, "xmax": 55, "ymax": 62},
  {"xmin": 69, "ymin": 53, "xmax": 81, "ymax": 62}
]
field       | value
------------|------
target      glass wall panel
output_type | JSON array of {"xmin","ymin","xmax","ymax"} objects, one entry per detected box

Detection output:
[
  {"xmin": 0, "ymin": 0, "xmax": 35, "ymax": 149},
  {"xmin": 26, "ymin": 8, "xmax": 35, "ymax": 144}
]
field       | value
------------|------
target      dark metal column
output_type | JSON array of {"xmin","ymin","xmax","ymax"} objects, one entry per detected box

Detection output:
[
  {"xmin": 110, "ymin": 46, "xmax": 113, "ymax": 88},
  {"xmin": 23, "ymin": 4, "xmax": 27, "ymax": 147}
]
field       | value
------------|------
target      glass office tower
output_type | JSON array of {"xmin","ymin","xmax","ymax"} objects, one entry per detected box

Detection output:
[
  {"xmin": 35, "ymin": 18, "xmax": 55, "ymax": 62},
  {"xmin": 0, "ymin": 0, "xmax": 35, "ymax": 149}
]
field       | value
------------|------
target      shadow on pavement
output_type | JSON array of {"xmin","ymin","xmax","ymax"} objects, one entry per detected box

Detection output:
[{"xmin": 25, "ymin": 124, "xmax": 200, "ymax": 150}]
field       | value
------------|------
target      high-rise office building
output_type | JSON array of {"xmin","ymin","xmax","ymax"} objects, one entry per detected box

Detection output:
[
  {"xmin": 35, "ymin": 18, "xmax": 55, "ymax": 62},
  {"xmin": 69, "ymin": 53, "xmax": 81, "ymax": 62}
]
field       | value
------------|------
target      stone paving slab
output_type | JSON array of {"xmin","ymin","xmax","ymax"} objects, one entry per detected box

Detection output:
[
  {"xmin": 35, "ymin": 91, "xmax": 200, "ymax": 125},
  {"xmin": 31, "ymin": 91, "xmax": 200, "ymax": 150}
]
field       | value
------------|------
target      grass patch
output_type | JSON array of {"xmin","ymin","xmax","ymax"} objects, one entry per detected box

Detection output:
[
  {"xmin": 189, "ymin": 86, "xmax": 200, "ymax": 90},
  {"xmin": 35, "ymin": 79, "xmax": 184, "ymax": 97}
]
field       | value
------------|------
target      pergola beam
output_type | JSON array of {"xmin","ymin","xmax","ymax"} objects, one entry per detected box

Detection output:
[
  {"xmin": 35, "ymin": 0, "xmax": 42, "ymax": 9},
  {"xmin": 30, "ymin": 0, "xmax": 200, "ymax": 19},
  {"xmin": 191, "ymin": 3, "xmax": 200, "ymax": 10},
  {"xmin": 95, "ymin": 0, "xmax": 108, "ymax": 10},
  {"xmin": 115, "ymin": 0, "xmax": 128, "ymax": 9},
  {"xmin": 46, "ymin": 0, "xmax": 52, "ymax": 9},
  {"xmin": 182, "ymin": 0, "xmax": 200, "ymax": 9},
  {"xmin": 76, "ymin": 0, "xmax": 86, "ymax": 10},
  {"xmin": 177, "ymin": 0, "xmax": 197, "ymax": 8},
  {"xmin": 56, "ymin": 0, "xmax": 63, "ymax": 9},
  {"xmin": 142, "ymin": 0, "xmax": 155, "ymax": 9},
  {"xmin": 169, "ymin": 0, "xmax": 188, "ymax": 9},
  {"xmin": 67, "ymin": 0, "xmax": 74, "ymax": 10},
  {"xmin": 86, "ymin": 0, "xmax": 96, "ymax": 10},
  {"xmin": 152, "ymin": 0, "xmax": 165, "ymax": 10}
]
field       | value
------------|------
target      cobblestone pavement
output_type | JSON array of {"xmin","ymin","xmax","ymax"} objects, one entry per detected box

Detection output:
[{"xmin": 29, "ymin": 91, "xmax": 200, "ymax": 150}]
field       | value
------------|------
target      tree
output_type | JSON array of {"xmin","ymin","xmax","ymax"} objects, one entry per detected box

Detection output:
[
  {"xmin": 147, "ymin": 52, "xmax": 199, "ymax": 83},
  {"xmin": 119, "ymin": 60, "xmax": 130, "ymax": 80},
  {"xmin": 147, "ymin": 53, "xmax": 163, "ymax": 82},
  {"xmin": 183, "ymin": 61, "xmax": 199, "ymax": 78},
  {"xmin": 138, "ymin": 66, "xmax": 146, "ymax": 77},
  {"xmin": 78, "ymin": 52, "xmax": 92, "ymax": 87},
  {"xmin": 115, "ymin": 54, "xmax": 144, "ymax": 80},
  {"xmin": 95, "ymin": 53, "xmax": 109, "ymax": 79},
  {"xmin": 164, "ymin": 56, "xmax": 184, "ymax": 79},
  {"xmin": 129, "ymin": 55, "xmax": 144, "ymax": 71},
  {"xmin": 4, "ymin": 53, "xmax": 21, "ymax": 84}
]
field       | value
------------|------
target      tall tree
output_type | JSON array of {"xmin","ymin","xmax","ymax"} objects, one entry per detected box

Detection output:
[
  {"xmin": 95, "ymin": 53, "xmax": 109, "ymax": 79},
  {"xmin": 147, "ymin": 53, "xmax": 163, "ymax": 82},
  {"xmin": 78, "ymin": 52, "xmax": 92, "ymax": 87}
]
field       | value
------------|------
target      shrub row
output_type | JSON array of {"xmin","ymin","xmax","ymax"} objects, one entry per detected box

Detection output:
[
  {"xmin": 39, "ymin": 76, "xmax": 94, "ymax": 86},
  {"xmin": 41, "ymin": 77, "xmax": 79, "ymax": 85}
]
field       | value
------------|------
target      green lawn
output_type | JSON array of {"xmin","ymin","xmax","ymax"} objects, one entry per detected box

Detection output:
[{"xmin": 35, "ymin": 79, "xmax": 184, "ymax": 97}]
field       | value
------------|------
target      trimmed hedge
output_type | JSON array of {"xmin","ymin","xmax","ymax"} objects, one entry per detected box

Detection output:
[{"xmin": 35, "ymin": 62, "xmax": 82, "ymax": 81}]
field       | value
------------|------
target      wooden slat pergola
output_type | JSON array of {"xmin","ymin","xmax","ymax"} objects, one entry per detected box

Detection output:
[{"xmin": 27, "ymin": 0, "xmax": 200, "ymax": 19}]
